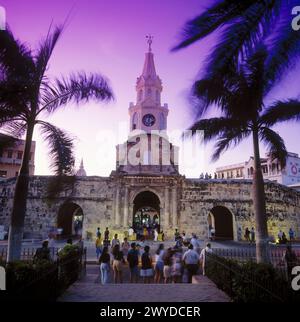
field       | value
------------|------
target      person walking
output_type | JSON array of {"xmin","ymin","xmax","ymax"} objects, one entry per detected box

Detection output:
[
  {"xmin": 95, "ymin": 234, "xmax": 102, "ymax": 259},
  {"xmin": 154, "ymin": 244, "xmax": 164, "ymax": 283},
  {"xmin": 250, "ymin": 227, "xmax": 255, "ymax": 244},
  {"xmin": 128, "ymin": 226, "xmax": 134, "ymax": 240},
  {"xmin": 282, "ymin": 232, "xmax": 288, "ymax": 244},
  {"xmin": 237, "ymin": 227, "xmax": 242, "ymax": 241},
  {"xmin": 244, "ymin": 228, "xmax": 250, "ymax": 243},
  {"xmin": 99, "ymin": 246, "xmax": 111, "ymax": 284},
  {"xmin": 112, "ymin": 244, "xmax": 125, "ymax": 283},
  {"xmin": 278, "ymin": 230, "xmax": 283, "ymax": 244},
  {"xmin": 182, "ymin": 244, "xmax": 200, "ymax": 283},
  {"xmin": 190, "ymin": 234, "xmax": 201, "ymax": 253},
  {"xmin": 289, "ymin": 228, "xmax": 295, "ymax": 241},
  {"xmin": 174, "ymin": 229, "xmax": 180, "ymax": 242},
  {"xmin": 154, "ymin": 228, "xmax": 159, "ymax": 242},
  {"xmin": 104, "ymin": 227, "xmax": 110, "ymax": 241},
  {"xmin": 140, "ymin": 245, "xmax": 153, "ymax": 283},
  {"xmin": 127, "ymin": 243, "xmax": 139, "ymax": 283},
  {"xmin": 163, "ymin": 248, "xmax": 173, "ymax": 284},
  {"xmin": 199, "ymin": 243, "xmax": 213, "ymax": 275},
  {"xmin": 111, "ymin": 234, "xmax": 120, "ymax": 249},
  {"xmin": 171, "ymin": 246, "xmax": 183, "ymax": 283},
  {"xmin": 182, "ymin": 232, "xmax": 189, "ymax": 246},
  {"xmin": 34, "ymin": 240, "xmax": 51, "ymax": 262},
  {"xmin": 121, "ymin": 237, "xmax": 130, "ymax": 259},
  {"xmin": 96, "ymin": 227, "xmax": 101, "ymax": 238}
]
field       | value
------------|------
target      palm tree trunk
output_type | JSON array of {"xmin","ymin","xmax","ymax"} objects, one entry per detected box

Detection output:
[
  {"xmin": 252, "ymin": 128, "xmax": 270, "ymax": 263},
  {"xmin": 7, "ymin": 121, "xmax": 35, "ymax": 262}
]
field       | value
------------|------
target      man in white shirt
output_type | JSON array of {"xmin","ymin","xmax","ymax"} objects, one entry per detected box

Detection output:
[
  {"xmin": 199, "ymin": 243, "xmax": 213, "ymax": 275},
  {"xmin": 128, "ymin": 227, "xmax": 134, "ymax": 238},
  {"xmin": 183, "ymin": 244, "xmax": 200, "ymax": 283}
]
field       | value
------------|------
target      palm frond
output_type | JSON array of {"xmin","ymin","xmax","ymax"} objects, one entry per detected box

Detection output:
[
  {"xmin": 243, "ymin": 44, "xmax": 267, "ymax": 112},
  {"xmin": 172, "ymin": 0, "xmax": 260, "ymax": 51},
  {"xmin": 212, "ymin": 128, "xmax": 251, "ymax": 161},
  {"xmin": 38, "ymin": 121, "xmax": 75, "ymax": 176},
  {"xmin": 265, "ymin": 4, "xmax": 300, "ymax": 91},
  {"xmin": 261, "ymin": 99, "xmax": 300, "ymax": 127},
  {"xmin": 39, "ymin": 72, "xmax": 114, "ymax": 114},
  {"xmin": 35, "ymin": 24, "xmax": 63, "ymax": 81},
  {"xmin": 204, "ymin": 1, "xmax": 279, "ymax": 80},
  {"xmin": 1, "ymin": 121, "xmax": 27, "ymax": 138},
  {"xmin": 187, "ymin": 117, "xmax": 245, "ymax": 143},
  {"xmin": 259, "ymin": 127, "xmax": 288, "ymax": 168},
  {"xmin": 0, "ymin": 28, "xmax": 35, "ymax": 79},
  {"xmin": 0, "ymin": 78, "xmax": 32, "ymax": 118}
]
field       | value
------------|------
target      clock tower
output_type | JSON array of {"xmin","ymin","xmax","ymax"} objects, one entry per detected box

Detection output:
[
  {"xmin": 116, "ymin": 36, "xmax": 179, "ymax": 175},
  {"xmin": 129, "ymin": 35, "xmax": 168, "ymax": 133}
]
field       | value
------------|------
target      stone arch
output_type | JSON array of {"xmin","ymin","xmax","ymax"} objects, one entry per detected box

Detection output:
[
  {"xmin": 208, "ymin": 205, "xmax": 235, "ymax": 240},
  {"xmin": 57, "ymin": 202, "xmax": 84, "ymax": 237},
  {"xmin": 131, "ymin": 190, "xmax": 161, "ymax": 238},
  {"xmin": 130, "ymin": 187, "xmax": 163, "ymax": 205}
]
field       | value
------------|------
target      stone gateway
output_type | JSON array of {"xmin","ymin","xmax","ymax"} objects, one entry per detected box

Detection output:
[{"xmin": 0, "ymin": 175, "xmax": 299, "ymax": 242}]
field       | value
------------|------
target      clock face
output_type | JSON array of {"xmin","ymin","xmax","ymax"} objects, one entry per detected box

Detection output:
[{"xmin": 142, "ymin": 114, "xmax": 156, "ymax": 127}]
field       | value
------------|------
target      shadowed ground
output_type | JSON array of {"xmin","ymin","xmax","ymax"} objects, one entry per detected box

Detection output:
[{"xmin": 58, "ymin": 264, "xmax": 230, "ymax": 302}]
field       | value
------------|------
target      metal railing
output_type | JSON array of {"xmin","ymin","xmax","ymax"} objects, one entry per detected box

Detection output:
[
  {"xmin": 212, "ymin": 247, "xmax": 300, "ymax": 278},
  {"xmin": 0, "ymin": 247, "xmax": 60, "ymax": 261},
  {"xmin": 205, "ymin": 252, "xmax": 299, "ymax": 302},
  {"xmin": 1, "ymin": 246, "xmax": 87, "ymax": 300}
]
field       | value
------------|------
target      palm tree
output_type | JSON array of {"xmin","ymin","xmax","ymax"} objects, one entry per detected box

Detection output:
[
  {"xmin": 0, "ymin": 26, "xmax": 114, "ymax": 262},
  {"xmin": 172, "ymin": 0, "xmax": 300, "ymax": 84},
  {"xmin": 187, "ymin": 46, "xmax": 300, "ymax": 263}
]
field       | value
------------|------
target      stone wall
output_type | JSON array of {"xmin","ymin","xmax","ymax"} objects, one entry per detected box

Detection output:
[
  {"xmin": 0, "ymin": 175, "xmax": 299, "ymax": 241},
  {"xmin": 181, "ymin": 179, "xmax": 300, "ymax": 241}
]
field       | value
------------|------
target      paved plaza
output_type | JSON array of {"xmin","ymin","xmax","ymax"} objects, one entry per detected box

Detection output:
[{"xmin": 58, "ymin": 264, "xmax": 230, "ymax": 302}]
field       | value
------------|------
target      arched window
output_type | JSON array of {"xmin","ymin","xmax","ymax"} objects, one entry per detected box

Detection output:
[
  {"xmin": 147, "ymin": 88, "xmax": 152, "ymax": 97},
  {"xmin": 159, "ymin": 113, "xmax": 165, "ymax": 129},
  {"xmin": 132, "ymin": 112, "xmax": 138, "ymax": 130}
]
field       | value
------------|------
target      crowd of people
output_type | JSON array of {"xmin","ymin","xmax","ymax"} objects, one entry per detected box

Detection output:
[
  {"xmin": 95, "ymin": 227, "xmax": 212, "ymax": 284},
  {"xmin": 98, "ymin": 241, "xmax": 213, "ymax": 285},
  {"xmin": 277, "ymin": 228, "xmax": 295, "ymax": 244}
]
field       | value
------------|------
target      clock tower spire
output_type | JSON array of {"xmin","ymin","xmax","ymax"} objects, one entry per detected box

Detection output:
[
  {"xmin": 116, "ymin": 37, "xmax": 179, "ymax": 175},
  {"xmin": 129, "ymin": 36, "xmax": 169, "ymax": 133}
]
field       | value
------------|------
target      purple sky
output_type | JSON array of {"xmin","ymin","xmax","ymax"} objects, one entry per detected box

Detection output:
[{"xmin": 2, "ymin": 0, "xmax": 300, "ymax": 177}]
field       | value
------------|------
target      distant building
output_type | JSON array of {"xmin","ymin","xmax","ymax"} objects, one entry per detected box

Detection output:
[
  {"xmin": 0, "ymin": 133, "xmax": 35, "ymax": 178},
  {"xmin": 215, "ymin": 152, "xmax": 300, "ymax": 186},
  {"xmin": 288, "ymin": 182, "xmax": 300, "ymax": 192},
  {"xmin": 76, "ymin": 159, "xmax": 87, "ymax": 177}
]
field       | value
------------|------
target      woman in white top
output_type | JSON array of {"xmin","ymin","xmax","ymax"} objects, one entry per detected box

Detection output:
[{"xmin": 154, "ymin": 244, "xmax": 164, "ymax": 283}]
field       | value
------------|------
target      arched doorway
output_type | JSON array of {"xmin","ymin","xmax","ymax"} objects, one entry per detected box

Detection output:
[
  {"xmin": 57, "ymin": 202, "xmax": 84, "ymax": 238},
  {"xmin": 208, "ymin": 206, "xmax": 234, "ymax": 240},
  {"xmin": 132, "ymin": 191, "xmax": 160, "ymax": 240}
]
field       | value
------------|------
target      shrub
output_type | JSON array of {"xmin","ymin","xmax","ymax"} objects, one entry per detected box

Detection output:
[
  {"xmin": 57, "ymin": 244, "xmax": 82, "ymax": 289},
  {"xmin": 2, "ymin": 245, "xmax": 84, "ymax": 300},
  {"xmin": 5, "ymin": 260, "xmax": 58, "ymax": 301},
  {"xmin": 206, "ymin": 254, "xmax": 299, "ymax": 302}
]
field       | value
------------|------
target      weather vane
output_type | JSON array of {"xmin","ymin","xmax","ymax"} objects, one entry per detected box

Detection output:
[{"xmin": 146, "ymin": 34, "xmax": 153, "ymax": 52}]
